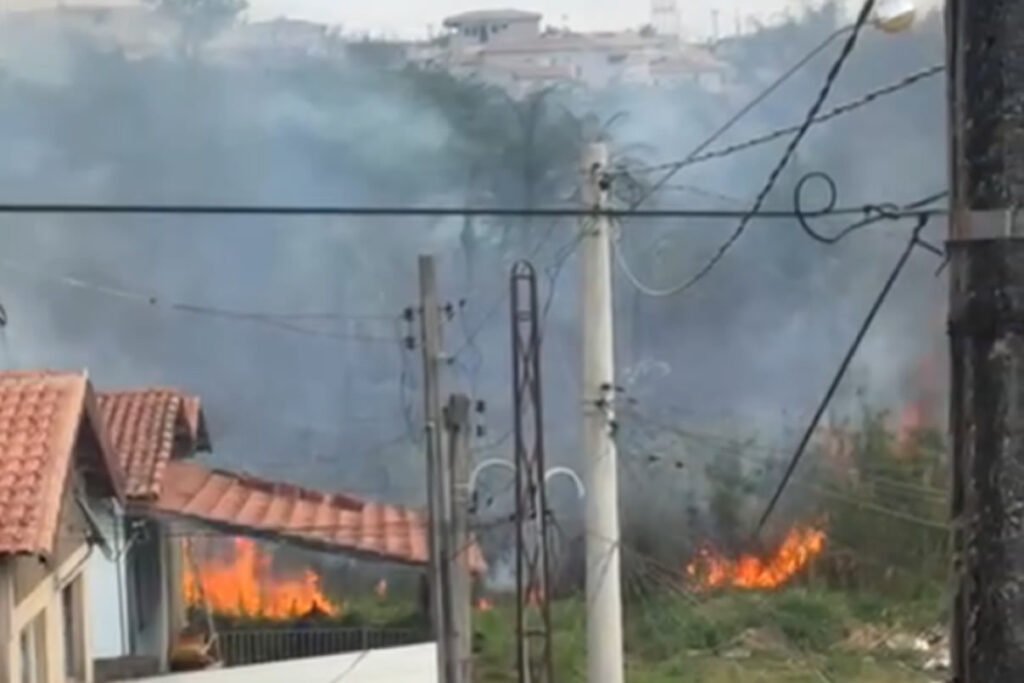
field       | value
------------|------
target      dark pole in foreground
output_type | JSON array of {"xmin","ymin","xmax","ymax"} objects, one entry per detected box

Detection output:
[{"xmin": 947, "ymin": 1, "xmax": 1024, "ymax": 681}]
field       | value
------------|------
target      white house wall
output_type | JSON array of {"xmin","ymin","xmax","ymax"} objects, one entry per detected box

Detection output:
[
  {"xmin": 85, "ymin": 502, "xmax": 130, "ymax": 659},
  {"xmin": 2, "ymin": 543, "xmax": 94, "ymax": 683}
]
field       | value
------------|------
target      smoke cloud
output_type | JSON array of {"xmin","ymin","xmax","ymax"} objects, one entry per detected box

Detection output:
[{"xmin": 0, "ymin": 3, "xmax": 947, "ymax": 549}]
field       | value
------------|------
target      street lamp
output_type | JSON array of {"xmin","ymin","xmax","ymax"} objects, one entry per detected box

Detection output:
[{"xmin": 873, "ymin": 0, "xmax": 917, "ymax": 34}]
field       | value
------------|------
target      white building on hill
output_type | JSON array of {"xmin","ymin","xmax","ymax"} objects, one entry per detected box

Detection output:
[{"xmin": 412, "ymin": 8, "xmax": 728, "ymax": 96}]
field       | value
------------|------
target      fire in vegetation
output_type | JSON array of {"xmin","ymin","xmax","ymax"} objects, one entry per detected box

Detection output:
[
  {"xmin": 182, "ymin": 538, "xmax": 340, "ymax": 619},
  {"xmin": 476, "ymin": 597, "xmax": 494, "ymax": 612},
  {"xmin": 896, "ymin": 402, "xmax": 925, "ymax": 448},
  {"xmin": 686, "ymin": 526, "xmax": 826, "ymax": 591}
]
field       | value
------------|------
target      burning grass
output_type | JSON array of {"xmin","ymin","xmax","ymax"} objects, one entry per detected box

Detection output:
[
  {"xmin": 183, "ymin": 538, "xmax": 340, "ymax": 620},
  {"xmin": 685, "ymin": 526, "xmax": 826, "ymax": 591},
  {"xmin": 182, "ymin": 538, "xmax": 426, "ymax": 632}
]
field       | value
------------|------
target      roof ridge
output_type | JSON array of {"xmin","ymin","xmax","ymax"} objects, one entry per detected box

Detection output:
[{"xmin": 98, "ymin": 385, "xmax": 192, "ymax": 396}]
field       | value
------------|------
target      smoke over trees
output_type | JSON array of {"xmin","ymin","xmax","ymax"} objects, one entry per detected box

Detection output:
[{"xmin": 0, "ymin": 0, "xmax": 947, "ymax": 570}]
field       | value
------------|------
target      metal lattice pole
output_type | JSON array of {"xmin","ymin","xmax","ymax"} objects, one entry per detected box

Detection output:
[{"xmin": 511, "ymin": 261, "xmax": 555, "ymax": 683}]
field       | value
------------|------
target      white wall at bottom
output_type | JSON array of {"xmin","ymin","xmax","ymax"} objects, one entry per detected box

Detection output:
[{"xmin": 117, "ymin": 643, "xmax": 438, "ymax": 683}]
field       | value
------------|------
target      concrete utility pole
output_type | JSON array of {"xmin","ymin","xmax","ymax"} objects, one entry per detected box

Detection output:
[
  {"xmin": 946, "ymin": 2, "xmax": 1024, "ymax": 681},
  {"xmin": 418, "ymin": 255, "xmax": 455, "ymax": 683},
  {"xmin": 445, "ymin": 393, "xmax": 473, "ymax": 683},
  {"xmin": 580, "ymin": 143, "xmax": 625, "ymax": 683}
]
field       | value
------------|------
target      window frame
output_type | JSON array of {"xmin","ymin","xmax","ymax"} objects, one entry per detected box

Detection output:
[{"xmin": 61, "ymin": 575, "xmax": 86, "ymax": 682}]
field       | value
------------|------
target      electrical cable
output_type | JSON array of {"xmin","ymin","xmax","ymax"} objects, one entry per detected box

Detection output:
[
  {"xmin": 0, "ymin": 258, "xmax": 396, "ymax": 342},
  {"xmin": 0, "ymin": 202, "xmax": 936, "ymax": 220},
  {"xmin": 450, "ymin": 218, "xmax": 587, "ymax": 366},
  {"xmin": 448, "ymin": 218, "xmax": 565, "ymax": 363},
  {"xmin": 324, "ymin": 649, "xmax": 370, "ymax": 683},
  {"xmin": 755, "ymin": 215, "xmax": 934, "ymax": 534},
  {"xmin": 613, "ymin": 172, "xmax": 947, "ymax": 302},
  {"xmin": 55, "ymin": 514, "xmax": 516, "ymax": 543},
  {"xmin": 627, "ymin": 23, "xmax": 863, "ymax": 210},
  {"xmin": 613, "ymin": 0, "xmax": 884, "ymax": 299},
  {"xmin": 793, "ymin": 171, "xmax": 948, "ymax": 244},
  {"xmin": 627, "ymin": 63, "xmax": 945, "ymax": 182}
]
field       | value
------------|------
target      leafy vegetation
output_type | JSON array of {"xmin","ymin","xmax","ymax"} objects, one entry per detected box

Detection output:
[
  {"xmin": 474, "ymin": 589, "xmax": 942, "ymax": 682},
  {"xmin": 562, "ymin": 412, "xmax": 950, "ymax": 681}
]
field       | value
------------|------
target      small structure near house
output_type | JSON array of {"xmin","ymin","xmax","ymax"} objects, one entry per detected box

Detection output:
[{"xmin": 0, "ymin": 371, "xmax": 125, "ymax": 683}]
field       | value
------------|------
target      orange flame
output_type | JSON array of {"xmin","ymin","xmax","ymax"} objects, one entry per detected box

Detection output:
[
  {"xmin": 476, "ymin": 597, "xmax": 494, "ymax": 612},
  {"xmin": 183, "ymin": 538, "xmax": 340, "ymax": 619},
  {"xmin": 897, "ymin": 402, "xmax": 924, "ymax": 449},
  {"xmin": 686, "ymin": 526, "xmax": 826, "ymax": 591}
]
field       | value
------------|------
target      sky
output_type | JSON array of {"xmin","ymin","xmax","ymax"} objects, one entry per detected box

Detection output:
[
  {"xmin": 244, "ymin": 0, "xmax": 942, "ymax": 40},
  {"xmin": 244, "ymin": 0, "xmax": 843, "ymax": 40}
]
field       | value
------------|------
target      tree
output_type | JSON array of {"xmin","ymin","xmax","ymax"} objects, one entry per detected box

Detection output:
[{"xmin": 147, "ymin": 0, "xmax": 247, "ymax": 58}]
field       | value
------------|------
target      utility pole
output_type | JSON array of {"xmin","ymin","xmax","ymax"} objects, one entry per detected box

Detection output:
[
  {"xmin": 511, "ymin": 261, "xmax": 555, "ymax": 683},
  {"xmin": 580, "ymin": 143, "xmax": 625, "ymax": 683},
  {"xmin": 419, "ymin": 255, "xmax": 455, "ymax": 683},
  {"xmin": 445, "ymin": 393, "xmax": 473, "ymax": 683},
  {"xmin": 947, "ymin": 2, "xmax": 1024, "ymax": 681}
]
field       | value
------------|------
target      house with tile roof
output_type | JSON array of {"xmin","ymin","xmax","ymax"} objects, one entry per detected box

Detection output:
[
  {"xmin": 88, "ymin": 388, "xmax": 212, "ymax": 678},
  {"xmin": 86, "ymin": 385, "xmax": 486, "ymax": 680},
  {"xmin": 0, "ymin": 370, "xmax": 125, "ymax": 683}
]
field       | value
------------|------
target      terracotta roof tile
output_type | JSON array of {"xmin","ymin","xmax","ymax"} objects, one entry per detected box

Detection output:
[
  {"xmin": 97, "ymin": 388, "xmax": 210, "ymax": 500},
  {"xmin": 0, "ymin": 371, "xmax": 123, "ymax": 556},
  {"xmin": 151, "ymin": 461, "xmax": 486, "ymax": 573}
]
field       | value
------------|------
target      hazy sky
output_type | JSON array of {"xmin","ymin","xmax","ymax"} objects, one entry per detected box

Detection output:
[{"xmin": 244, "ymin": 0, "xmax": 844, "ymax": 39}]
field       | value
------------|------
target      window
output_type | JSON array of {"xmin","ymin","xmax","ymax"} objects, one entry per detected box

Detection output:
[
  {"xmin": 19, "ymin": 628, "xmax": 34, "ymax": 683},
  {"xmin": 62, "ymin": 578, "xmax": 85, "ymax": 681},
  {"xmin": 19, "ymin": 614, "xmax": 46, "ymax": 683},
  {"xmin": 131, "ymin": 524, "xmax": 161, "ymax": 631}
]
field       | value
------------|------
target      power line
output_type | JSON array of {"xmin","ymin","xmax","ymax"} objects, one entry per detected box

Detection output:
[
  {"xmin": 625, "ymin": 23, "xmax": 865, "ymax": 210},
  {"xmin": 0, "ymin": 258, "xmax": 397, "ymax": 343},
  {"xmin": 756, "ymin": 216, "xmax": 934, "ymax": 534},
  {"xmin": 627, "ymin": 63, "xmax": 945, "ymax": 182},
  {"xmin": 450, "ymin": 220, "xmax": 587, "ymax": 365},
  {"xmin": 793, "ymin": 172, "xmax": 948, "ymax": 245},
  {"xmin": 0, "ymin": 202, "xmax": 938, "ymax": 220},
  {"xmin": 60, "ymin": 514, "xmax": 517, "ymax": 543},
  {"xmin": 448, "ymin": 219, "xmax": 565, "ymax": 365},
  {"xmin": 613, "ymin": 0, "xmax": 885, "ymax": 299},
  {"xmin": 613, "ymin": 186, "xmax": 947, "ymax": 297}
]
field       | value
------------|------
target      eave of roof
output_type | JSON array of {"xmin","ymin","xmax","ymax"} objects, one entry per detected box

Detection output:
[{"xmin": 144, "ymin": 461, "xmax": 487, "ymax": 573}]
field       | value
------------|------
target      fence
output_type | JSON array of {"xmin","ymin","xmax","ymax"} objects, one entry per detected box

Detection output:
[{"xmin": 216, "ymin": 626, "xmax": 427, "ymax": 667}]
